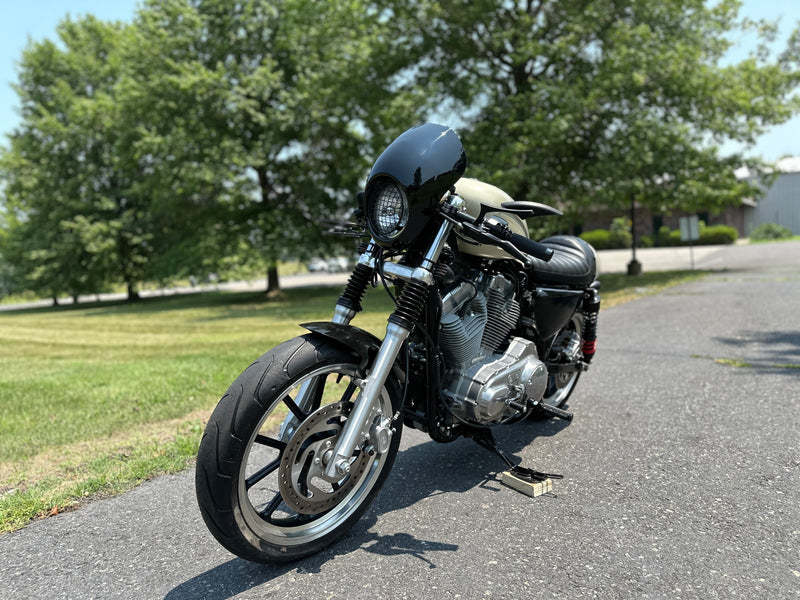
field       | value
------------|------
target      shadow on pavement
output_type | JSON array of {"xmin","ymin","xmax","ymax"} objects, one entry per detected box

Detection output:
[
  {"xmin": 713, "ymin": 329, "xmax": 800, "ymax": 373},
  {"xmin": 164, "ymin": 416, "xmax": 569, "ymax": 599}
]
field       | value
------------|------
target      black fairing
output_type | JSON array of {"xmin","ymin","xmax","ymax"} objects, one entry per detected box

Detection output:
[{"xmin": 365, "ymin": 123, "xmax": 467, "ymax": 247}]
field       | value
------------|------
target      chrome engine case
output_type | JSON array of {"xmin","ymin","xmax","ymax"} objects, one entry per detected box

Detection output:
[
  {"xmin": 438, "ymin": 272, "xmax": 548, "ymax": 424},
  {"xmin": 443, "ymin": 336, "xmax": 547, "ymax": 423}
]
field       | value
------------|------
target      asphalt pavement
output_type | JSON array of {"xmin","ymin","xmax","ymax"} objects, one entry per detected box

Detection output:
[{"xmin": 0, "ymin": 242, "xmax": 798, "ymax": 599}]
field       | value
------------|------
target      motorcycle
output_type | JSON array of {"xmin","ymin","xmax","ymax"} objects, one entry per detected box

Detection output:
[{"xmin": 195, "ymin": 123, "xmax": 601, "ymax": 562}]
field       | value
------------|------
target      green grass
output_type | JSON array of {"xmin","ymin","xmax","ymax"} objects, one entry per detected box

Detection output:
[
  {"xmin": 0, "ymin": 269, "xmax": 705, "ymax": 532},
  {"xmin": 749, "ymin": 235, "xmax": 800, "ymax": 244},
  {"xmin": 691, "ymin": 354, "xmax": 753, "ymax": 368},
  {"xmin": 596, "ymin": 270, "xmax": 709, "ymax": 308},
  {"xmin": 0, "ymin": 260, "xmax": 311, "ymax": 306}
]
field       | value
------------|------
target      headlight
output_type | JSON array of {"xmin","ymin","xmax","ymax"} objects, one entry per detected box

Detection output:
[{"xmin": 368, "ymin": 179, "xmax": 409, "ymax": 240}]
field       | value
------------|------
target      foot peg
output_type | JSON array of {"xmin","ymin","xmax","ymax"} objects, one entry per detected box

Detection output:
[{"xmin": 536, "ymin": 402, "xmax": 573, "ymax": 421}]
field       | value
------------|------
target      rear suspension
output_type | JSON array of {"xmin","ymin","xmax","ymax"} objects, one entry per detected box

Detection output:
[{"xmin": 581, "ymin": 284, "xmax": 601, "ymax": 362}]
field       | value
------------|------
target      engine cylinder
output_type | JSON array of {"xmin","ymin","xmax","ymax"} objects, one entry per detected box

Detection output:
[{"xmin": 439, "ymin": 293, "xmax": 487, "ymax": 367}]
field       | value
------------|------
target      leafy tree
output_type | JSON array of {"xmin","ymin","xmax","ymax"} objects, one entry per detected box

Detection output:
[
  {"xmin": 126, "ymin": 0, "xmax": 427, "ymax": 293},
  {"xmin": 0, "ymin": 12, "xmax": 250, "ymax": 301},
  {"xmin": 408, "ymin": 0, "xmax": 800, "ymax": 218},
  {"xmin": 1, "ymin": 17, "xmax": 127, "ymax": 301}
]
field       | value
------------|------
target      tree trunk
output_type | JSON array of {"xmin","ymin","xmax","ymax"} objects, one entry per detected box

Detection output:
[
  {"xmin": 127, "ymin": 282, "xmax": 140, "ymax": 302},
  {"xmin": 255, "ymin": 166, "xmax": 282, "ymax": 298},
  {"xmin": 266, "ymin": 265, "xmax": 280, "ymax": 294},
  {"xmin": 72, "ymin": 293, "xmax": 79, "ymax": 305},
  {"xmin": 52, "ymin": 296, "xmax": 59, "ymax": 307}
]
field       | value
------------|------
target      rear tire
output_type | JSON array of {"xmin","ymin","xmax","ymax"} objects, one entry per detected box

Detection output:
[
  {"xmin": 195, "ymin": 334, "xmax": 403, "ymax": 563},
  {"xmin": 531, "ymin": 313, "xmax": 583, "ymax": 418}
]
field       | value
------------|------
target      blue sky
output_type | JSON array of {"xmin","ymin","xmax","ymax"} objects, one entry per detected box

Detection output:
[{"xmin": 1, "ymin": 0, "xmax": 799, "ymax": 161}]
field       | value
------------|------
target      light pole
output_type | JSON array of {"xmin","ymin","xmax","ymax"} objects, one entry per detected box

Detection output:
[{"xmin": 627, "ymin": 194, "xmax": 642, "ymax": 275}]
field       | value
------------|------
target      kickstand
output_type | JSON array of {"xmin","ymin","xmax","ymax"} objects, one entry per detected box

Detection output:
[{"xmin": 465, "ymin": 427, "xmax": 563, "ymax": 482}]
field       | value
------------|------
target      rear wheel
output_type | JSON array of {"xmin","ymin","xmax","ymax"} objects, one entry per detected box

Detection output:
[
  {"xmin": 540, "ymin": 313, "xmax": 583, "ymax": 409},
  {"xmin": 196, "ymin": 334, "xmax": 403, "ymax": 563}
]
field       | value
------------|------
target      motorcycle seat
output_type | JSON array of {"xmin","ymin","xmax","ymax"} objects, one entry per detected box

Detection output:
[{"xmin": 527, "ymin": 235, "xmax": 597, "ymax": 288}]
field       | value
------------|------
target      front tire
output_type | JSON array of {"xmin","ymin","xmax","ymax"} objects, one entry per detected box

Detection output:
[{"xmin": 196, "ymin": 334, "xmax": 403, "ymax": 563}]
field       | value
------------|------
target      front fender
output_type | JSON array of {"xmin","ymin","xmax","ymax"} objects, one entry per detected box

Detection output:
[{"xmin": 300, "ymin": 322, "xmax": 406, "ymax": 384}]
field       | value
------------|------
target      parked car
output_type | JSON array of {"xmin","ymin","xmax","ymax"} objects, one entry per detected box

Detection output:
[
  {"xmin": 307, "ymin": 256, "xmax": 352, "ymax": 273},
  {"xmin": 326, "ymin": 256, "xmax": 351, "ymax": 272},
  {"xmin": 307, "ymin": 258, "xmax": 330, "ymax": 273}
]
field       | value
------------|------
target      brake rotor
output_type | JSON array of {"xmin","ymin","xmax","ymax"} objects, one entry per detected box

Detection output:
[{"xmin": 278, "ymin": 401, "xmax": 370, "ymax": 515}]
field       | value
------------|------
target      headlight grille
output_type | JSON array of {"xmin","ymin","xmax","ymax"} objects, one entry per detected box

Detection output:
[{"xmin": 370, "ymin": 180, "xmax": 409, "ymax": 239}]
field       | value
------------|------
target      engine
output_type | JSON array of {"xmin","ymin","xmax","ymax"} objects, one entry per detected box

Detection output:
[{"xmin": 438, "ymin": 272, "xmax": 547, "ymax": 424}]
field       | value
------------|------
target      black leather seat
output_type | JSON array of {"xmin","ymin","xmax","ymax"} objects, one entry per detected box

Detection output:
[{"xmin": 527, "ymin": 235, "xmax": 597, "ymax": 288}]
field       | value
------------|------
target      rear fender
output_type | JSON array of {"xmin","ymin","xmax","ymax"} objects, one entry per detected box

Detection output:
[{"xmin": 301, "ymin": 322, "xmax": 407, "ymax": 384}]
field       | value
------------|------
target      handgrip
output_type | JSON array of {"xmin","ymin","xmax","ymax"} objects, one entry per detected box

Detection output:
[{"xmin": 509, "ymin": 233, "xmax": 554, "ymax": 262}]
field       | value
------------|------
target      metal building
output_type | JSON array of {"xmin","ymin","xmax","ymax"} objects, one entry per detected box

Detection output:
[{"xmin": 742, "ymin": 158, "xmax": 800, "ymax": 235}]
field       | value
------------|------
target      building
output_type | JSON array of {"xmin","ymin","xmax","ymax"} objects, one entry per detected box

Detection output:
[
  {"xmin": 577, "ymin": 157, "xmax": 800, "ymax": 240},
  {"xmin": 739, "ymin": 157, "xmax": 800, "ymax": 236}
]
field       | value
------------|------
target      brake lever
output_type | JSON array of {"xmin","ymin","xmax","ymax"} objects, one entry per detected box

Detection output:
[
  {"xmin": 458, "ymin": 223, "xmax": 536, "ymax": 270},
  {"xmin": 484, "ymin": 220, "xmax": 554, "ymax": 262},
  {"xmin": 440, "ymin": 200, "xmax": 553, "ymax": 264}
]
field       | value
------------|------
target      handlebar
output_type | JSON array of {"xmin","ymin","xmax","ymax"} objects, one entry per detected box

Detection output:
[
  {"xmin": 506, "ymin": 231, "xmax": 554, "ymax": 262},
  {"xmin": 439, "ymin": 197, "xmax": 554, "ymax": 264}
]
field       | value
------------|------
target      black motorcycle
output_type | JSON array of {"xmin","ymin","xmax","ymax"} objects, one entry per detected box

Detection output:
[{"xmin": 196, "ymin": 123, "xmax": 600, "ymax": 562}]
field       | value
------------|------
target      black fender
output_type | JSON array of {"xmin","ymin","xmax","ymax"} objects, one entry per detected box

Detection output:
[{"xmin": 300, "ymin": 322, "xmax": 407, "ymax": 384}]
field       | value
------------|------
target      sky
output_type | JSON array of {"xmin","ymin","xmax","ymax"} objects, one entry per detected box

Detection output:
[{"xmin": 1, "ymin": 0, "xmax": 799, "ymax": 161}]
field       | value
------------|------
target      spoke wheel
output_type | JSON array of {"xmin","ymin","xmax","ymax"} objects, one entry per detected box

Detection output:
[
  {"xmin": 277, "ymin": 401, "xmax": 369, "ymax": 515},
  {"xmin": 196, "ymin": 334, "xmax": 402, "ymax": 563},
  {"xmin": 539, "ymin": 313, "xmax": 583, "ymax": 410}
]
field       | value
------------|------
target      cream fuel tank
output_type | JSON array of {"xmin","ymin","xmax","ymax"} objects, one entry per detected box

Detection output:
[{"xmin": 452, "ymin": 178, "xmax": 531, "ymax": 261}]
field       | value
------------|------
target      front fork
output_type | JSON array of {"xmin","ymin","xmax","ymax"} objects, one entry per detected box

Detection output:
[{"xmin": 323, "ymin": 220, "xmax": 453, "ymax": 478}]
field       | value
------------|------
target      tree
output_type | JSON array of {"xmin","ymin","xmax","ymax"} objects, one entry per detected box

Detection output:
[
  {"xmin": 125, "ymin": 0, "xmax": 428, "ymax": 294},
  {"xmin": 0, "ymin": 13, "xmax": 247, "ymax": 301},
  {"xmin": 1, "ymin": 17, "xmax": 128, "ymax": 301},
  {"xmin": 408, "ymin": 0, "xmax": 800, "ymax": 218}
]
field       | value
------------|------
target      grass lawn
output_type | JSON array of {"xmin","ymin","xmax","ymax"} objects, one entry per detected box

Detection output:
[
  {"xmin": 750, "ymin": 235, "xmax": 800, "ymax": 243},
  {"xmin": 0, "ymin": 269, "xmax": 706, "ymax": 532}
]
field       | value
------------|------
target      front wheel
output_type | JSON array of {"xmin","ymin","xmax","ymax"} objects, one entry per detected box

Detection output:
[{"xmin": 195, "ymin": 334, "xmax": 403, "ymax": 563}]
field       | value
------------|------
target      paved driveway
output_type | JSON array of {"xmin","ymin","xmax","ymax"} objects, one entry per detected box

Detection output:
[{"xmin": 1, "ymin": 247, "xmax": 798, "ymax": 599}]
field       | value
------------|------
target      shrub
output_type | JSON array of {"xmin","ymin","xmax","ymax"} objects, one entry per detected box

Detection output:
[
  {"xmin": 609, "ymin": 230, "xmax": 632, "ymax": 248},
  {"xmin": 653, "ymin": 222, "xmax": 737, "ymax": 246},
  {"xmin": 657, "ymin": 226, "xmax": 674, "ymax": 247},
  {"xmin": 580, "ymin": 229, "xmax": 612, "ymax": 250},
  {"xmin": 699, "ymin": 224, "xmax": 738, "ymax": 245},
  {"xmin": 609, "ymin": 217, "xmax": 631, "ymax": 235},
  {"xmin": 749, "ymin": 222, "xmax": 793, "ymax": 241},
  {"xmin": 608, "ymin": 217, "xmax": 633, "ymax": 248}
]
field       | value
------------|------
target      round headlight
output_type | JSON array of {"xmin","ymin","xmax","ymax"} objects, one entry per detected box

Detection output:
[{"xmin": 369, "ymin": 179, "xmax": 409, "ymax": 240}]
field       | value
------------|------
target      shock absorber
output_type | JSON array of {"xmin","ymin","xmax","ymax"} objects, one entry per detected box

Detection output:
[
  {"xmin": 336, "ymin": 262, "xmax": 374, "ymax": 314},
  {"xmin": 388, "ymin": 279, "xmax": 429, "ymax": 330},
  {"xmin": 581, "ymin": 285, "xmax": 601, "ymax": 363}
]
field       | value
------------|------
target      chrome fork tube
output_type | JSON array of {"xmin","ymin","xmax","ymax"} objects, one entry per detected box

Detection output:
[
  {"xmin": 421, "ymin": 217, "xmax": 453, "ymax": 270},
  {"xmin": 289, "ymin": 306, "xmax": 353, "ymax": 418},
  {"xmin": 286, "ymin": 243, "xmax": 376, "ymax": 433},
  {"xmin": 325, "ymin": 221, "xmax": 454, "ymax": 478},
  {"xmin": 325, "ymin": 321, "xmax": 410, "ymax": 477}
]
